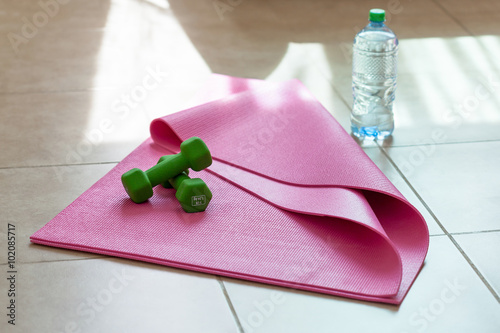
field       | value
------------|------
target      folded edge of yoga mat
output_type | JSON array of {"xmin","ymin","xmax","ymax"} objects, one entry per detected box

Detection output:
[{"xmin": 31, "ymin": 75, "xmax": 429, "ymax": 304}]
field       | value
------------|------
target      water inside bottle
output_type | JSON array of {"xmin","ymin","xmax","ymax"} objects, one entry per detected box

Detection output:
[{"xmin": 351, "ymin": 25, "xmax": 398, "ymax": 141}]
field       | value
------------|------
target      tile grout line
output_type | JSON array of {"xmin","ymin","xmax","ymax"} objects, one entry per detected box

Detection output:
[
  {"xmin": 431, "ymin": 228, "xmax": 500, "ymax": 237},
  {"xmin": 448, "ymin": 235, "xmax": 500, "ymax": 302},
  {"xmin": 431, "ymin": 0, "xmax": 475, "ymax": 36},
  {"xmin": 216, "ymin": 276, "xmax": 245, "ymax": 333},
  {"xmin": 0, "ymin": 161, "xmax": 120, "ymax": 170},
  {"xmin": 451, "ymin": 229, "xmax": 500, "ymax": 236},
  {"xmin": 0, "ymin": 86, "xmax": 129, "ymax": 96},
  {"xmin": 377, "ymin": 143, "xmax": 500, "ymax": 303},
  {"xmin": 0, "ymin": 256, "xmax": 104, "ymax": 266},
  {"xmin": 381, "ymin": 138, "xmax": 500, "ymax": 149}
]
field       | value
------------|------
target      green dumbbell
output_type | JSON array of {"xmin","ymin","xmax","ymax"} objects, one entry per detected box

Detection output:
[
  {"xmin": 169, "ymin": 172, "xmax": 213, "ymax": 213},
  {"xmin": 121, "ymin": 137, "xmax": 212, "ymax": 203}
]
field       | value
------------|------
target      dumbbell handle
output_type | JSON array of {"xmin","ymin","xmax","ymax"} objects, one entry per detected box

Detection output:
[
  {"xmin": 168, "ymin": 172, "xmax": 190, "ymax": 189},
  {"xmin": 145, "ymin": 153, "xmax": 188, "ymax": 187}
]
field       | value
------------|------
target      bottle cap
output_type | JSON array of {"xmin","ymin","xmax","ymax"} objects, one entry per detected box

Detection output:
[{"xmin": 369, "ymin": 9, "xmax": 385, "ymax": 22}]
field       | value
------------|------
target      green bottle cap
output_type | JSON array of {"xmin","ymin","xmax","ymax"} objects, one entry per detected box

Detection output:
[{"xmin": 369, "ymin": 9, "xmax": 385, "ymax": 22}]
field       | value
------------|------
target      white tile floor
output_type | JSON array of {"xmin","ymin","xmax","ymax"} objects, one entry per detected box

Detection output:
[{"xmin": 1, "ymin": 0, "xmax": 499, "ymax": 332}]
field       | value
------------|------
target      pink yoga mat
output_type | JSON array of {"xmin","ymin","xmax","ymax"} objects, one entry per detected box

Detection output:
[{"xmin": 31, "ymin": 75, "xmax": 429, "ymax": 304}]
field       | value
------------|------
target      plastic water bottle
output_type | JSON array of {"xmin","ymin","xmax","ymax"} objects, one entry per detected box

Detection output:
[{"xmin": 351, "ymin": 9, "xmax": 398, "ymax": 140}]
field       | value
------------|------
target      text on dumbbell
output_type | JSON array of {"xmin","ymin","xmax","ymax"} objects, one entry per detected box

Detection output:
[{"xmin": 191, "ymin": 195, "xmax": 207, "ymax": 207}]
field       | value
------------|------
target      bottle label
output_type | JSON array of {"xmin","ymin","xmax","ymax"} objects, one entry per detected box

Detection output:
[{"xmin": 353, "ymin": 51, "xmax": 397, "ymax": 81}]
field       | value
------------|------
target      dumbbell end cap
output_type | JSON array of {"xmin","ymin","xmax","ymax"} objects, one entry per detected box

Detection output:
[
  {"xmin": 121, "ymin": 168, "xmax": 153, "ymax": 203},
  {"xmin": 176, "ymin": 178, "xmax": 213, "ymax": 213},
  {"xmin": 180, "ymin": 137, "xmax": 212, "ymax": 171}
]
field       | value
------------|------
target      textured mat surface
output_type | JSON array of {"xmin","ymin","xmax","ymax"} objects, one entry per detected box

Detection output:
[{"xmin": 31, "ymin": 75, "xmax": 429, "ymax": 304}]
